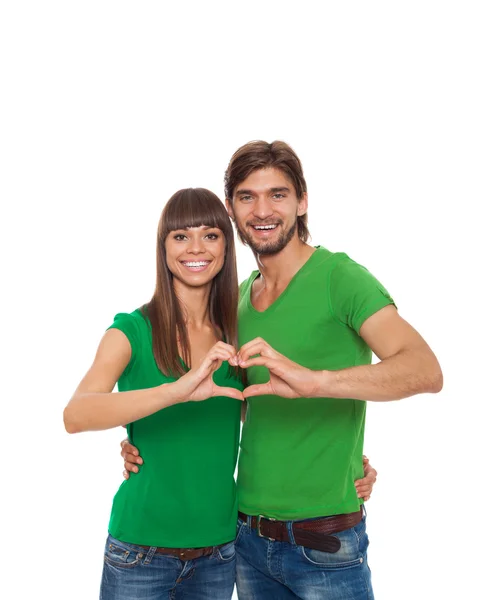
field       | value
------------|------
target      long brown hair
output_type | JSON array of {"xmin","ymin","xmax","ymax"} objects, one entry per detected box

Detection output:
[
  {"xmin": 224, "ymin": 140, "xmax": 310, "ymax": 242},
  {"xmin": 143, "ymin": 188, "xmax": 239, "ymax": 378}
]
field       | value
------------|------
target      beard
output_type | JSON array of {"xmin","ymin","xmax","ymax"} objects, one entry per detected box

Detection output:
[{"xmin": 235, "ymin": 217, "xmax": 298, "ymax": 256}]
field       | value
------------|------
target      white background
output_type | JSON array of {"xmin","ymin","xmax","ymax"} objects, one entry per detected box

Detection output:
[{"xmin": 1, "ymin": 1, "xmax": 494, "ymax": 598}]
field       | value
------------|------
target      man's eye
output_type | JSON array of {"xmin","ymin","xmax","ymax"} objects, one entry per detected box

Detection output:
[
  {"xmin": 240, "ymin": 196, "xmax": 252, "ymax": 202},
  {"xmin": 273, "ymin": 193, "xmax": 285, "ymax": 199}
]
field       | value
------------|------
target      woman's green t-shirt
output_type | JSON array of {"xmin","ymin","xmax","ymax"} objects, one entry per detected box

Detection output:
[{"xmin": 107, "ymin": 309, "xmax": 243, "ymax": 548}]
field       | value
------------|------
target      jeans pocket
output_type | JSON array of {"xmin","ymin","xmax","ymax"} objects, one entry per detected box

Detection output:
[
  {"xmin": 216, "ymin": 541, "xmax": 236, "ymax": 562},
  {"xmin": 104, "ymin": 536, "xmax": 143, "ymax": 569},
  {"xmin": 299, "ymin": 526, "xmax": 364, "ymax": 570}
]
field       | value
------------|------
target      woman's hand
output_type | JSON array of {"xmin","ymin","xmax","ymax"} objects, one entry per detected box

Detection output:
[
  {"xmin": 354, "ymin": 455, "xmax": 378, "ymax": 501},
  {"xmin": 173, "ymin": 341, "xmax": 244, "ymax": 403}
]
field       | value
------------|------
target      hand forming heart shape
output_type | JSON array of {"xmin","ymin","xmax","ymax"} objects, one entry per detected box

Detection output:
[{"xmin": 173, "ymin": 338, "xmax": 320, "ymax": 403}]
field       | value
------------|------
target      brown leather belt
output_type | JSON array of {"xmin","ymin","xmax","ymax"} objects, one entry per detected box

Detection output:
[
  {"xmin": 135, "ymin": 545, "xmax": 216, "ymax": 560},
  {"xmin": 239, "ymin": 506, "xmax": 363, "ymax": 554}
]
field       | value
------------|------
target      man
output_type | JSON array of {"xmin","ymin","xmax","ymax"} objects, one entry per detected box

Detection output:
[{"xmin": 124, "ymin": 141, "xmax": 442, "ymax": 599}]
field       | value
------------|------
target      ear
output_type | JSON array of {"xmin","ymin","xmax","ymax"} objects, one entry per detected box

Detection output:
[
  {"xmin": 297, "ymin": 192, "xmax": 308, "ymax": 216},
  {"xmin": 225, "ymin": 198, "xmax": 235, "ymax": 221}
]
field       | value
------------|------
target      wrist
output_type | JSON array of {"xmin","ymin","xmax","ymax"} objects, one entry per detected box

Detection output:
[
  {"xmin": 310, "ymin": 370, "xmax": 335, "ymax": 398},
  {"xmin": 162, "ymin": 379, "xmax": 188, "ymax": 405}
]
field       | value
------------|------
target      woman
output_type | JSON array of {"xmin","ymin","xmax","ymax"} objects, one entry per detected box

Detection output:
[
  {"xmin": 64, "ymin": 187, "xmax": 377, "ymax": 600},
  {"xmin": 64, "ymin": 188, "xmax": 245, "ymax": 600}
]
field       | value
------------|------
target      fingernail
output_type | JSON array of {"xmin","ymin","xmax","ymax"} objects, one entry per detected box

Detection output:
[
  {"xmin": 137, "ymin": 458, "xmax": 143, "ymax": 464},
  {"xmin": 133, "ymin": 467, "xmax": 138, "ymax": 473},
  {"xmin": 133, "ymin": 450, "xmax": 138, "ymax": 456}
]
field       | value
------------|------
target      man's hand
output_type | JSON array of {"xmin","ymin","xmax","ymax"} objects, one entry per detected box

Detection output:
[
  {"xmin": 120, "ymin": 438, "xmax": 143, "ymax": 479},
  {"xmin": 354, "ymin": 455, "xmax": 378, "ymax": 501},
  {"xmin": 237, "ymin": 338, "xmax": 320, "ymax": 399}
]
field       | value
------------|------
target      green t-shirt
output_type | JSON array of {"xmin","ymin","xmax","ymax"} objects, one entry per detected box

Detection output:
[
  {"xmin": 237, "ymin": 247, "xmax": 395, "ymax": 520},
  {"xmin": 107, "ymin": 309, "xmax": 243, "ymax": 547}
]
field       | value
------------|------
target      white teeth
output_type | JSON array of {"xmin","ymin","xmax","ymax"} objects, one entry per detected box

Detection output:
[
  {"xmin": 253, "ymin": 225, "xmax": 277, "ymax": 230},
  {"xmin": 183, "ymin": 261, "xmax": 210, "ymax": 267}
]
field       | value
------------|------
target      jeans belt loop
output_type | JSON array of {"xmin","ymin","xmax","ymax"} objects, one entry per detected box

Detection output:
[
  {"xmin": 144, "ymin": 546, "xmax": 156, "ymax": 565},
  {"xmin": 287, "ymin": 519, "xmax": 297, "ymax": 545}
]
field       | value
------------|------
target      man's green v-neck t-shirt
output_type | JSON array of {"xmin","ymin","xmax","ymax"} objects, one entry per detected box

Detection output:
[{"xmin": 237, "ymin": 247, "xmax": 395, "ymax": 520}]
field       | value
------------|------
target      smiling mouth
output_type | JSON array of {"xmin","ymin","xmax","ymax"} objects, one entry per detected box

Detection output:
[
  {"xmin": 181, "ymin": 260, "xmax": 212, "ymax": 272},
  {"xmin": 250, "ymin": 224, "xmax": 279, "ymax": 233}
]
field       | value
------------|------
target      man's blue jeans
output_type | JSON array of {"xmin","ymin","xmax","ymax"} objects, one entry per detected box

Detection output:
[
  {"xmin": 235, "ymin": 514, "xmax": 374, "ymax": 599},
  {"xmin": 99, "ymin": 534, "xmax": 236, "ymax": 600}
]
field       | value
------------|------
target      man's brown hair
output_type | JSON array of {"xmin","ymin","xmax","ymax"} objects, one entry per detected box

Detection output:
[{"xmin": 224, "ymin": 140, "xmax": 310, "ymax": 242}]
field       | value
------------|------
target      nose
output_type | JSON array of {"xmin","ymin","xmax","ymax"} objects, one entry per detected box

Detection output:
[
  {"xmin": 187, "ymin": 235, "xmax": 206, "ymax": 254},
  {"xmin": 252, "ymin": 196, "xmax": 274, "ymax": 220}
]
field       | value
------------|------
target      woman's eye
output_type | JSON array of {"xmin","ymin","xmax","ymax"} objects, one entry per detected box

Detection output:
[
  {"xmin": 206, "ymin": 233, "xmax": 219, "ymax": 240},
  {"xmin": 173, "ymin": 234, "xmax": 187, "ymax": 241}
]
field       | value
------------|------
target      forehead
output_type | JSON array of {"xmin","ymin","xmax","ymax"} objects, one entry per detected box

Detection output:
[{"xmin": 235, "ymin": 167, "xmax": 294, "ymax": 194}]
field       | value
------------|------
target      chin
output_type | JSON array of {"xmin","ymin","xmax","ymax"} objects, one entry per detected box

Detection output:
[
  {"xmin": 182, "ymin": 276, "xmax": 213, "ymax": 288},
  {"xmin": 240, "ymin": 222, "xmax": 297, "ymax": 256},
  {"xmin": 246, "ymin": 237, "xmax": 287, "ymax": 256}
]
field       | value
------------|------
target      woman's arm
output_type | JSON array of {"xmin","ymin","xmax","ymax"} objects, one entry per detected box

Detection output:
[
  {"xmin": 63, "ymin": 334, "xmax": 243, "ymax": 434},
  {"xmin": 63, "ymin": 329, "xmax": 185, "ymax": 433}
]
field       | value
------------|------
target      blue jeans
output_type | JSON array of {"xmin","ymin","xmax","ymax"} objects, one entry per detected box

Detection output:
[
  {"xmin": 100, "ymin": 534, "xmax": 236, "ymax": 600},
  {"xmin": 235, "ymin": 514, "xmax": 374, "ymax": 600}
]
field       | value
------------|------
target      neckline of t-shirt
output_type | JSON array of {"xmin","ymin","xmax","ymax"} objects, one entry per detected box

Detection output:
[
  {"xmin": 138, "ymin": 308, "xmax": 233, "ymax": 378},
  {"xmin": 246, "ymin": 246, "xmax": 325, "ymax": 316}
]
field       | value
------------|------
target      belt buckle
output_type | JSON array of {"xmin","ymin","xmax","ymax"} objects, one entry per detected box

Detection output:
[{"xmin": 257, "ymin": 515, "xmax": 276, "ymax": 541}]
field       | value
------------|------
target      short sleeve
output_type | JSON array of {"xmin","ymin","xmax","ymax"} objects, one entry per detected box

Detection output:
[
  {"xmin": 106, "ymin": 312, "xmax": 141, "ymax": 375},
  {"xmin": 330, "ymin": 255, "xmax": 396, "ymax": 334}
]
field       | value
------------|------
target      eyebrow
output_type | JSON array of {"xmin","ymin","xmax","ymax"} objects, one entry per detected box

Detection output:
[
  {"xmin": 174, "ymin": 225, "xmax": 219, "ymax": 231},
  {"xmin": 235, "ymin": 187, "xmax": 291, "ymax": 196}
]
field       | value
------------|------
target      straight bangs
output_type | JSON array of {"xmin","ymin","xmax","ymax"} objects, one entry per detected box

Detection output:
[{"xmin": 160, "ymin": 188, "xmax": 231, "ymax": 240}]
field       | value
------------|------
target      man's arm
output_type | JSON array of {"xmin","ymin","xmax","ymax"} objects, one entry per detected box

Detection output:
[
  {"xmin": 239, "ymin": 306, "xmax": 442, "ymax": 401},
  {"xmin": 314, "ymin": 305, "xmax": 443, "ymax": 401},
  {"xmin": 119, "ymin": 441, "xmax": 380, "ymax": 502}
]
